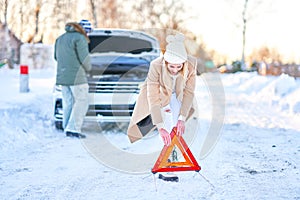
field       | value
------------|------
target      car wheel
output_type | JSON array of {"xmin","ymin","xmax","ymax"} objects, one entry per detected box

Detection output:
[{"xmin": 55, "ymin": 121, "xmax": 63, "ymax": 130}]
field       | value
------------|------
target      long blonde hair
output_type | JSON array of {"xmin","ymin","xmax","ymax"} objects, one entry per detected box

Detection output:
[
  {"xmin": 164, "ymin": 60, "xmax": 186, "ymax": 76},
  {"xmin": 65, "ymin": 22, "xmax": 90, "ymax": 43}
]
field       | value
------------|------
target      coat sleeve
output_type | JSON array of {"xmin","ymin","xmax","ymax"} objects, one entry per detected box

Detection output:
[
  {"xmin": 180, "ymin": 57, "xmax": 197, "ymax": 118},
  {"xmin": 54, "ymin": 39, "xmax": 57, "ymax": 61},
  {"xmin": 75, "ymin": 36, "xmax": 91, "ymax": 72},
  {"xmin": 146, "ymin": 59, "xmax": 163, "ymax": 125}
]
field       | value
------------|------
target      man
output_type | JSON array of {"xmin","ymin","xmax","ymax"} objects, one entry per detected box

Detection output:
[{"xmin": 54, "ymin": 20, "xmax": 92, "ymax": 138}]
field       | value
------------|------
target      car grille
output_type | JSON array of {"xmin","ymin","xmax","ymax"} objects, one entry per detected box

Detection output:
[
  {"xmin": 88, "ymin": 81, "xmax": 140, "ymax": 93},
  {"xmin": 86, "ymin": 104, "xmax": 135, "ymax": 117}
]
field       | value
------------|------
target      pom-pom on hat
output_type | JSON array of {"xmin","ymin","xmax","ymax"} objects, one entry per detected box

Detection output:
[
  {"xmin": 79, "ymin": 19, "xmax": 92, "ymax": 33},
  {"xmin": 163, "ymin": 33, "xmax": 187, "ymax": 64}
]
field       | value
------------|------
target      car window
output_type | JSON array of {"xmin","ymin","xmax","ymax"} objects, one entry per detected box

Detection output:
[{"xmin": 89, "ymin": 36, "xmax": 153, "ymax": 54}]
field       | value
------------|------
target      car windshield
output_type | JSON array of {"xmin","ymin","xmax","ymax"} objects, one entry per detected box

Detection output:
[
  {"xmin": 89, "ymin": 36, "xmax": 153, "ymax": 54},
  {"xmin": 89, "ymin": 56, "xmax": 149, "ymax": 79}
]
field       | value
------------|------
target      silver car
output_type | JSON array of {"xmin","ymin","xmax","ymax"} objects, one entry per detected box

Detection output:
[{"xmin": 53, "ymin": 29, "xmax": 160, "ymax": 130}]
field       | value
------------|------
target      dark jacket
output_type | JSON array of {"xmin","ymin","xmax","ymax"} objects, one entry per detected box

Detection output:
[{"xmin": 54, "ymin": 23, "xmax": 91, "ymax": 86}]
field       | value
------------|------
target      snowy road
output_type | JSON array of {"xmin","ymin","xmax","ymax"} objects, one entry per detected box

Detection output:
[{"xmin": 0, "ymin": 68, "xmax": 299, "ymax": 199}]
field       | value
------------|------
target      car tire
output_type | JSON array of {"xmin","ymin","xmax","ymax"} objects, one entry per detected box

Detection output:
[{"xmin": 55, "ymin": 121, "xmax": 63, "ymax": 130}]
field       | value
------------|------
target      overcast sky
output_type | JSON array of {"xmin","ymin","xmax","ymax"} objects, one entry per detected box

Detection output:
[{"xmin": 185, "ymin": 0, "xmax": 300, "ymax": 63}]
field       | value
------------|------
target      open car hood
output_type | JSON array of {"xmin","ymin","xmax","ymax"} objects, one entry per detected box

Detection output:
[{"xmin": 88, "ymin": 29, "xmax": 160, "ymax": 56}]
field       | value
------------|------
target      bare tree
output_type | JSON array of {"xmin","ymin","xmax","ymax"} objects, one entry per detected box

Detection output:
[
  {"xmin": 84, "ymin": 0, "xmax": 122, "ymax": 28},
  {"xmin": 0, "ymin": 0, "xmax": 13, "ymax": 68},
  {"xmin": 241, "ymin": 0, "xmax": 248, "ymax": 68},
  {"xmin": 2, "ymin": 0, "xmax": 211, "ymax": 67},
  {"xmin": 130, "ymin": 0, "xmax": 191, "ymax": 50},
  {"xmin": 89, "ymin": 0, "xmax": 98, "ymax": 27},
  {"xmin": 99, "ymin": 0, "xmax": 122, "ymax": 28},
  {"xmin": 226, "ymin": 0, "xmax": 274, "ymax": 68},
  {"xmin": 249, "ymin": 46, "xmax": 282, "ymax": 63},
  {"xmin": 0, "ymin": 0, "xmax": 8, "ymax": 24},
  {"xmin": 52, "ymin": 0, "xmax": 75, "ymax": 29}
]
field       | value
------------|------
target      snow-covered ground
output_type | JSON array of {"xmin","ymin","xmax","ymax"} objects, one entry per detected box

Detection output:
[{"xmin": 0, "ymin": 66, "xmax": 299, "ymax": 200}]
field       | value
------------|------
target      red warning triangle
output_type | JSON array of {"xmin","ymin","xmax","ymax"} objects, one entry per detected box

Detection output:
[{"xmin": 151, "ymin": 127, "xmax": 201, "ymax": 173}]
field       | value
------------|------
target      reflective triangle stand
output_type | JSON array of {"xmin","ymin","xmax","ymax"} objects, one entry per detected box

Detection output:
[{"xmin": 151, "ymin": 127, "xmax": 201, "ymax": 173}]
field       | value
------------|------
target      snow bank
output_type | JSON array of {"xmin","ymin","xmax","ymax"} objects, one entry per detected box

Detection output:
[
  {"xmin": 0, "ymin": 67, "xmax": 56, "ymax": 152},
  {"xmin": 1, "ymin": 69, "xmax": 299, "ymax": 199},
  {"xmin": 222, "ymin": 72, "xmax": 300, "ymax": 114},
  {"xmin": 1, "ymin": 69, "xmax": 300, "ymax": 154}
]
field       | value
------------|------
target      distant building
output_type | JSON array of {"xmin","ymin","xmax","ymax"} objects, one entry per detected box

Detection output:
[{"xmin": 0, "ymin": 23, "xmax": 22, "ymax": 67}]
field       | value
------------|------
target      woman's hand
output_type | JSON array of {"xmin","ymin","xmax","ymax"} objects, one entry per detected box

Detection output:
[
  {"xmin": 159, "ymin": 128, "xmax": 171, "ymax": 146},
  {"xmin": 176, "ymin": 120, "xmax": 185, "ymax": 136}
]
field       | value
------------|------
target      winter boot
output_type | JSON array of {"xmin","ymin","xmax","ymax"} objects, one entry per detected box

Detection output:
[
  {"xmin": 158, "ymin": 172, "xmax": 179, "ymax": 182},
  {"xmin": 66, "ymin": 131, "xmax": 86, "ymax": 138}
]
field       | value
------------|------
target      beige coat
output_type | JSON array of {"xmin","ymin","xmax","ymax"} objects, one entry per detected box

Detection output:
[{"xmin": 127, "ymin": 55, "xmax": 198, "ymax": 143}]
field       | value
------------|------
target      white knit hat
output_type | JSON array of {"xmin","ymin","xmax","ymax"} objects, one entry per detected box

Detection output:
[{"xmin": 163, "ymin": 33, "xmax": 187, "ymax": 64}]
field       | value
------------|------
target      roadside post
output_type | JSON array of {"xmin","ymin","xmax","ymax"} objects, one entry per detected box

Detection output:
[{"xmin": 20, "ymin": 65, "xmax": 29, "ymax": 93}]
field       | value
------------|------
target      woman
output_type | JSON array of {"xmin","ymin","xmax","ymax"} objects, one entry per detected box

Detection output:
[{"xmin": 127, "ymin": 33, "xmax": 198, "ymax": 146}]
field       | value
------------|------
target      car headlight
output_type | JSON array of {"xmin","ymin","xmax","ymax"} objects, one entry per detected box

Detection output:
[{"xmin": 55, "ymin": 85, "xmax": 62, "ymax": 92}]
